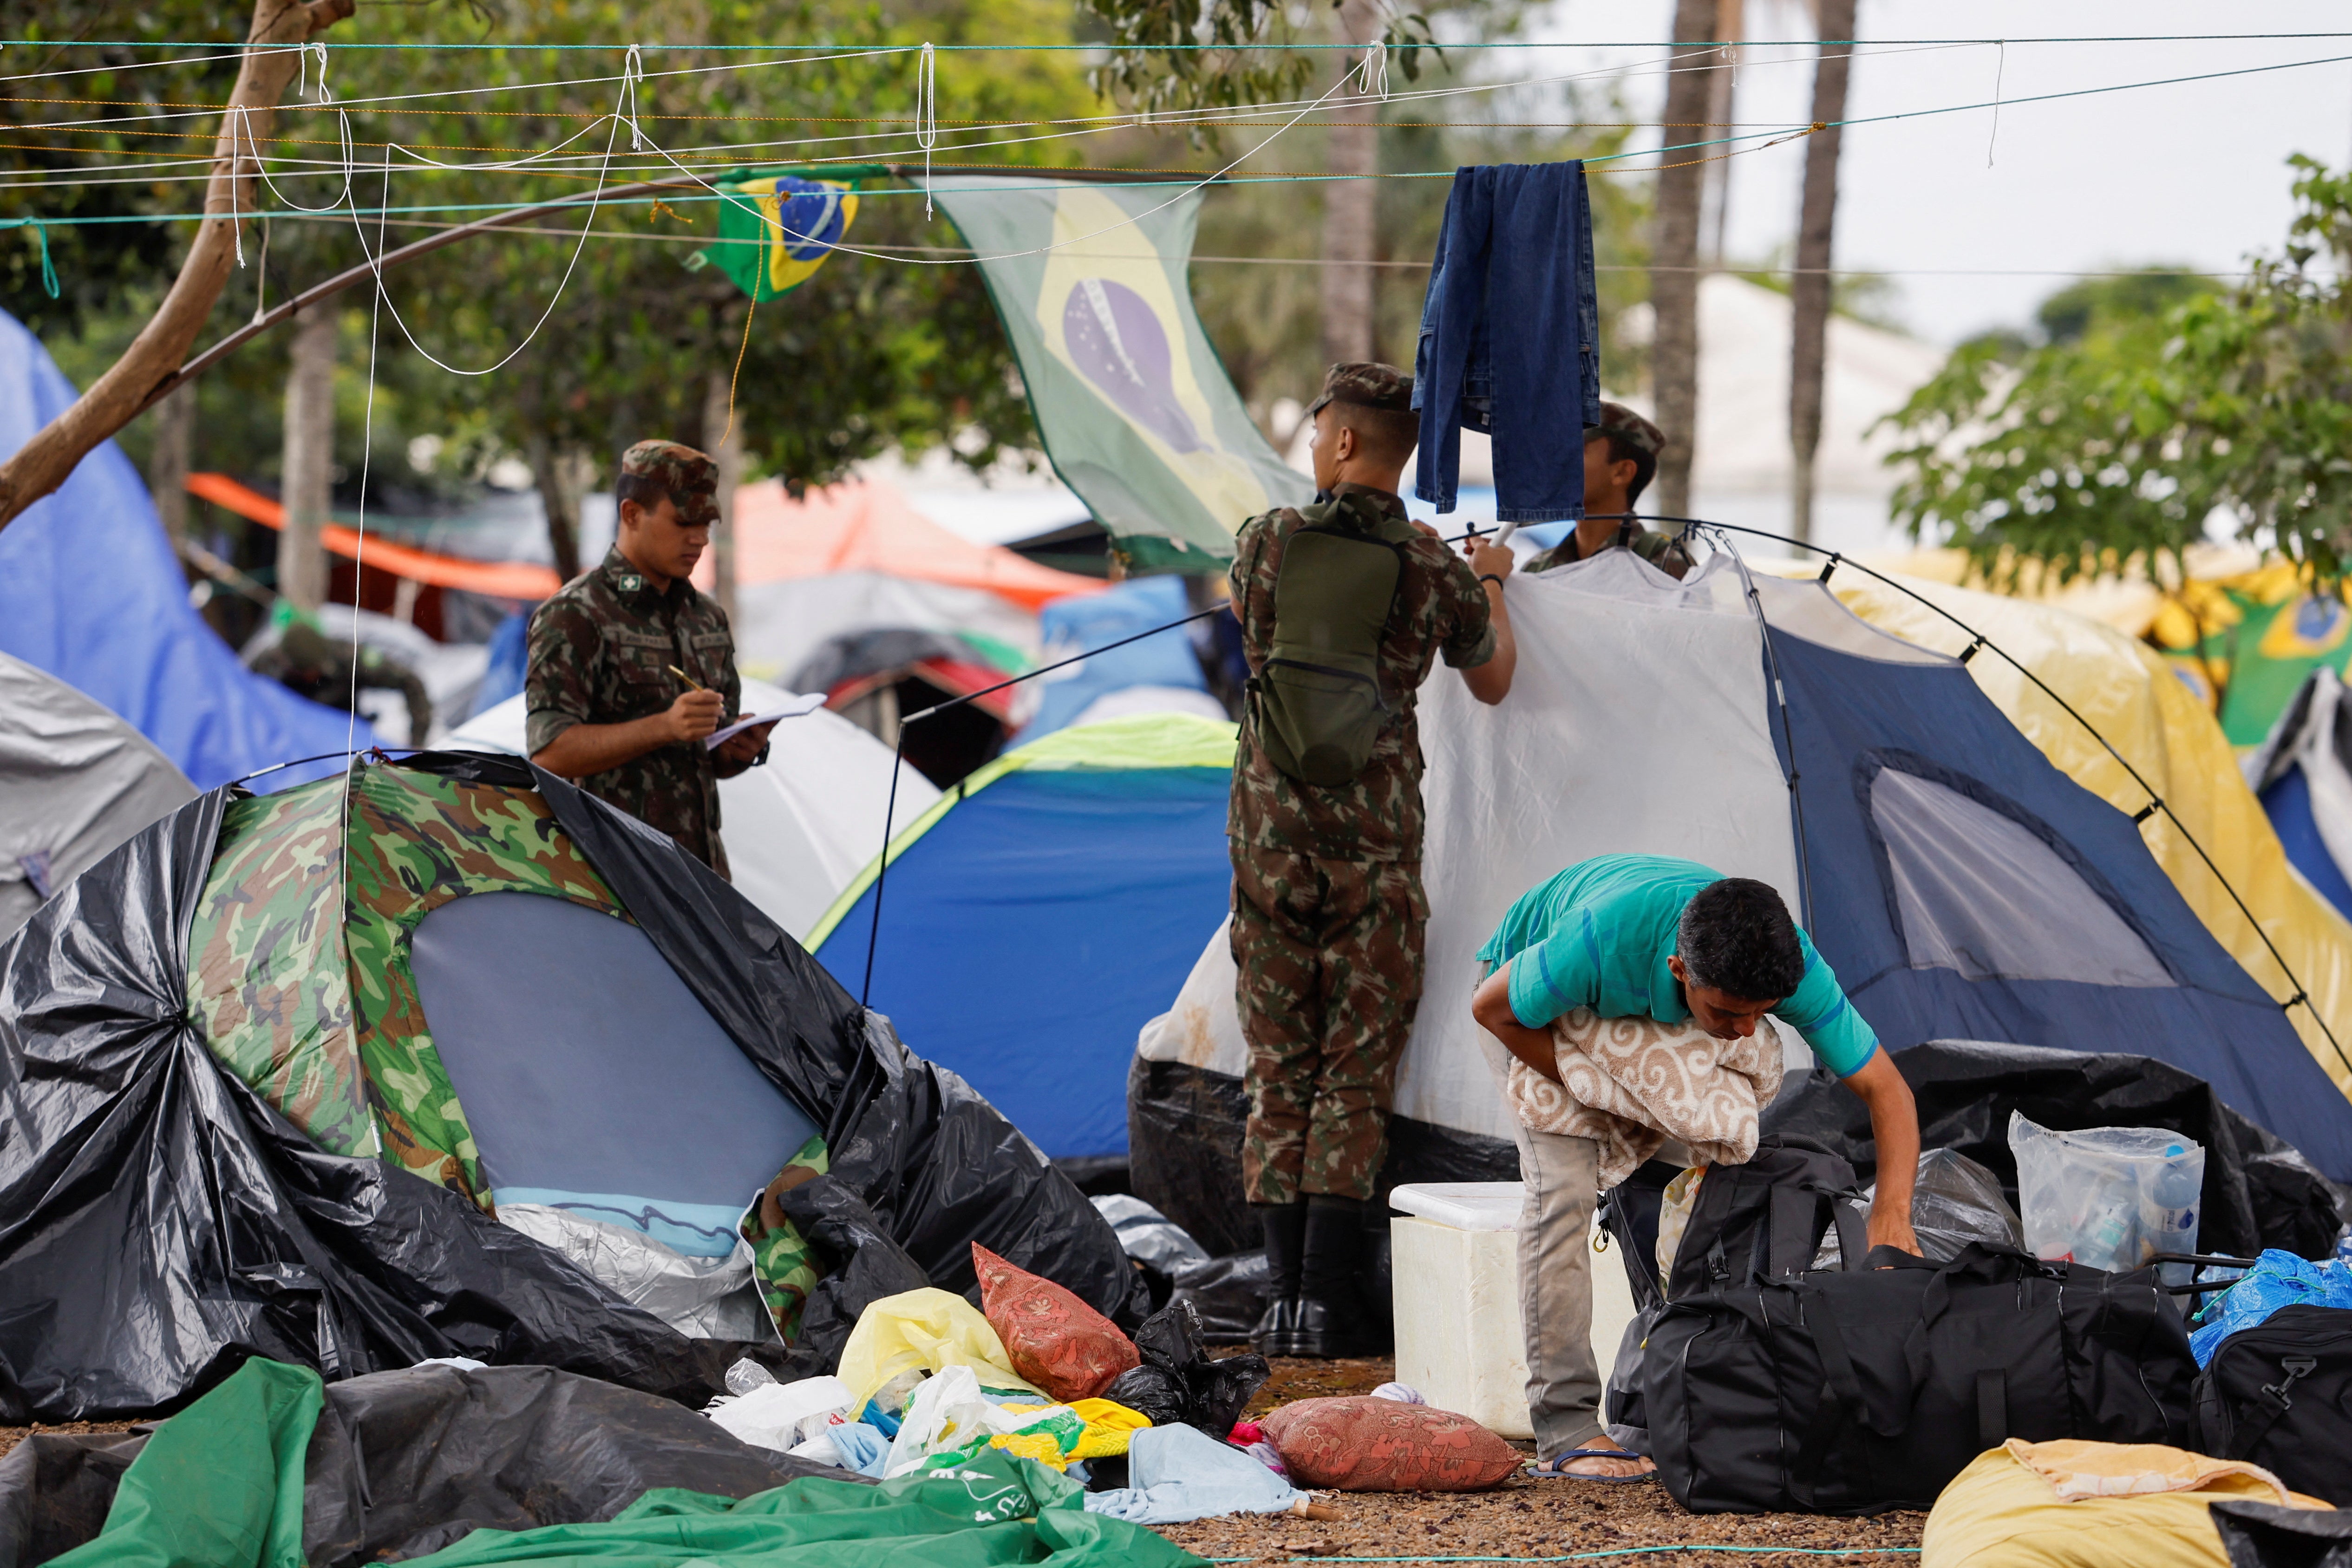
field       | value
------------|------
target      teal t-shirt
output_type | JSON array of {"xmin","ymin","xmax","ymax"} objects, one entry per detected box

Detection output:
[{"xmin": 1475, "ymin": 853, "xmax": 1879, "ymax": 1078}]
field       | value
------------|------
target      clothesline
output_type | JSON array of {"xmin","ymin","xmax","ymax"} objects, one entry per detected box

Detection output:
[{"xmin": 9, "ymin": 32, "xmax": 2350, "ymax": 49}]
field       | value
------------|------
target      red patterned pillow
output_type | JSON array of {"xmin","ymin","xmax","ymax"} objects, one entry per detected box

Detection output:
[
  {"xmin": 1262, "ymin": 1397, "xmax": 1522, "ymax": 1491},
  {"xmin": 972, "ymin": 1243, "xmax": 1140, "ymax": 1402}
]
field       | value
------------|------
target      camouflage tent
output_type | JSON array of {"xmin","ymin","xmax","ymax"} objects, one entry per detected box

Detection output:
[{"xmin": 0, "ymin": 752, "xmax": 1138, "ymax": 1420}]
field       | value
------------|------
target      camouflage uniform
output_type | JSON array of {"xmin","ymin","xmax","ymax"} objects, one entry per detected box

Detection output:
[
  {"xmin": 524, "ymin": 442, "xmax": 740, "ymax": 877},
  {"xmin": 1522, "ymin": 402, "xmax": 1689, "ymax": 578},
  {"xmin": 1229, "ymin": 365, "xmax": 1497, "ymax": 1206},
  {"xmin": 1522, "ymin": 520, "xmax": 1692, "ymax": 577}
]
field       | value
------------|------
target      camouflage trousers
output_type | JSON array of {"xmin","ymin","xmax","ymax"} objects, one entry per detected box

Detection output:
[{"xmin": 1231, "ymin": 843, "xmax": 1428, "ymax": 1205}]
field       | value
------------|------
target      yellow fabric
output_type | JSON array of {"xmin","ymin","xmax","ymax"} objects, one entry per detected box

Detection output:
[
  {"xmin": 988, "ymin": 1430, "xmax": 1071, "ymax": 1464},
  {"xmin": 1068, "ymin": 1398, "xmax": 1151, "ymax": 1459},
  {"xmin": 1773, "ymin": 563, "xmax": 2352, "ymax": 1101},
  {"xmin": 2001, "ymin": 1438, "xmax": 2306, "ymax": 1505},
  {"xmin": 1922, "ymin": 1444, "xmax": 2332, "ymax": 1568},
  {"xmin": 989, "ymin": 1398, "xmax": 1151, "ymax": 1460},
  {"xmin": 833, "ymin": 1287, "xmax": 1042, "ymax": 1408}
]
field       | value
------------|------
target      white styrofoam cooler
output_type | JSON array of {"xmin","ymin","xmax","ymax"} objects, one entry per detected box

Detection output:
[{"xmin": 1389, "ymin": 1181, "xmax": 1636, "ymax": 1438}]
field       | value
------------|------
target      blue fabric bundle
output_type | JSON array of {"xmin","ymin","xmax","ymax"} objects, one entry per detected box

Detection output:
[{"xmin": 2190, "ymin": 1248, "xmax": 2352, "ymax": 1365}]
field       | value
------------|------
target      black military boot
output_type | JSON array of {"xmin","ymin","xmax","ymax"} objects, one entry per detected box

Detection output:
[
  {"xmin": 1293, "ymin": 1193, "xmax": 1371, "ymax": 1359},
  {"xmin": 1248, "ymin": 1198, "xmax": 1308, "ymax": 1357}
]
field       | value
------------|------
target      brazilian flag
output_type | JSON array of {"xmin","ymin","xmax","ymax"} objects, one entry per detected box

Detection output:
[
  {"xmin": 929, "ymin": 175, "xmax": 1310, "ymax": 573},
  {"xmin": 698, "ymin": 171, "xmax": 859, "ymax": 302}
]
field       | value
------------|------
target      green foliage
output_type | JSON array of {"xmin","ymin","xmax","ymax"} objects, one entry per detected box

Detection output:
[
  {"xmin": 2034, "ymin": 267, "xmax": 2217, "ymax": 346},
  {"xmin": 1882, "ymin": 157, "xmax": 2352, "ymax": 584}
]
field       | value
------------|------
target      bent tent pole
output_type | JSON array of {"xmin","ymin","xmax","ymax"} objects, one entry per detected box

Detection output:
[{"xmin": 1653, "ymin": 512, "xmax": 2352, "ymax": 1084}]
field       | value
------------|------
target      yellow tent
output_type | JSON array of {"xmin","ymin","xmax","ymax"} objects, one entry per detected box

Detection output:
[{"xmin": 1758, "ymin": 559, "xmax": 2352, "ymax": 1100}]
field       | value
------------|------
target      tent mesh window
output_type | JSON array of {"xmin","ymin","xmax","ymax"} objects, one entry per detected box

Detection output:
[{"xmin": 1865, "ymin": 763, "xmax": 2175, "ymax": 988}]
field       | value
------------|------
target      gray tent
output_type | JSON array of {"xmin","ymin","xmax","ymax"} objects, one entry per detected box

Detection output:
[{"xmin": 0, "ymin": 653, "xmax": 195, "ymax": 938}]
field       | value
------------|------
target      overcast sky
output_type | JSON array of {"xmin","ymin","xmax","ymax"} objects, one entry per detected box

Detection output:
[{"xmin": 1512, "ymin": 1, "xmax": 2352, "ymax": 344}]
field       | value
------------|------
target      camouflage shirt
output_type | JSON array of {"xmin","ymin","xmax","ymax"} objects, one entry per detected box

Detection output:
[
  {"xmin": 525, "ymin": 546, "xmax": 741, "ymax": 876},
  {"xmin": 1229, "ymin": 482, "xmax": 1496, "ymax": 863},
  {"xmin": 1523, "ymin": 520, "xmax": 1692, "ymax": 578}
]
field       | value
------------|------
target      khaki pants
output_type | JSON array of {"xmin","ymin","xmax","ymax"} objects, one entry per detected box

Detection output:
[{"xmin": 1513, "ymin": 1121, "xmax": 1605, "ymax": 1458}]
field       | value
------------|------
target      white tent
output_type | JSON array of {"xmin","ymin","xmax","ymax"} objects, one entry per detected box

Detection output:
[
  {"xmin": 1133, "ymin": 546, "xmax": 2352, "ymax": 1250},
  {"xmin": 0, "ymin": 653, "xmax": 196, "ymax": 938},
  {"xmin": 445, "ymin": 679, "xmax": 941, "ymax": 943}
]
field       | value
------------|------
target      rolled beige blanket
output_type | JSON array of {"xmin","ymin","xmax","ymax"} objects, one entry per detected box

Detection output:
[{"xmin": 1503, "ymin": 1006, "xmax": 1787, "ymax": 1188}]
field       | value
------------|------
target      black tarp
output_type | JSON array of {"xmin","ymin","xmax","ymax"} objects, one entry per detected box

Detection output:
[
  {"xmin": 1761, "ymin": 1039, "xmax": 2345, "ymax": 1260},
  {"xmin": 1126, "ymin": 1056, "xmax": 1519, "ymax": 1260},
  {"xmin": 0, "ymin": 754, "xmax": 1138, "ymax": 1420},
  {"xmin": 0, "ymin": 1363, "xmax": 862, "ymax": 1568}
]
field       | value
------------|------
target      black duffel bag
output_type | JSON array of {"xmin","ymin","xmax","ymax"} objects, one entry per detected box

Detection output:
[
  {"xmin": 2195, "ymin": 1303, "xmax": 2352, "ymax": 1506},
  {"xmin": 1647, "ymin": 1242, "xmax": 2196, "ymax": 1514}
]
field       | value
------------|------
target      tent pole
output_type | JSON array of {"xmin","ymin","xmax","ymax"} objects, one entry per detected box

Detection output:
[{"xmin": 1655, "ymin": 511, "xmax": 2352, "ymax": 1084}]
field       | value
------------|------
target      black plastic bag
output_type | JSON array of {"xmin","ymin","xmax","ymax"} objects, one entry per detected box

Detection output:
[
  {"xmin": 1128, "ymin": 1056, "xmax": 1519, "ymax": 1266},
  {"xmin": 1092, "ymin": 1194, "xmax": 1213, "ymax": 1312},
  {"xmin": 0, "ymin": 1363, "xmax": 859, "ymax": 1568},
  {"xmin": 2212, "ymin": 1499, "xmax": 2352, "ymax": 1568},
  {"xmin": 1812, "ymin": 1148, "xmax": 2023, "ymax": 1267},
  {"xmin": 1763, "ymin": 1039, "xmax": 2343, "ymax": 1260},
  {"xmin": 1116, "ymin": 1301, "xmax": 1269, "ymax": 1437},
  {"xmin": 1169, "ymin": 1251, "xmax": 1270, "ymax": 1344}
]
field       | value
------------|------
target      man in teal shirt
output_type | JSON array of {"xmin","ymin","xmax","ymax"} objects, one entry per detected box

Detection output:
[{"xmin": 1470, "ymin": 854, "xmax": 1921, "ymax": 1479}]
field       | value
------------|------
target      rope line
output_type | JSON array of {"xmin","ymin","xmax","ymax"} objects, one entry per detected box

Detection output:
[{"xmin": 12, "ymin": 31, "xmax": 2352, "ymax": 48}]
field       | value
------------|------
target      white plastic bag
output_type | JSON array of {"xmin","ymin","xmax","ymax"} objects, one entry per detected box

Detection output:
[
  {"xmin": 882, "ymin": 1365, "xmax": 1076, "ymax": 1479},
  {"xmin": 2008, "ymin": 1111, "xmax": 2204, "ymax": 1279},
  {"xmin": 704, "ymin": 1374, "xmax": 855, "ymax": 1452}
]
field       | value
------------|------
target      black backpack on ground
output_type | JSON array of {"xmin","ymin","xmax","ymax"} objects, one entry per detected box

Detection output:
[
  {"xmin": 1646, "ymin": 1243, "xmax": 2196, "ymax": 1515},
  {"xmin": 2195, "ymin": 1303, "xmax": 2352, "ymax": 1507},
  {"xmin": 1595, "ymin": 1141, "xmax": 1867, "ymax": 1451}
]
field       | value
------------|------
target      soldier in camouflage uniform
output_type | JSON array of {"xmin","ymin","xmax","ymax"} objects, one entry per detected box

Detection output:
[
  {"xmin": 1520, "ymin": 402, "xmax": 1692, "ymax": 579},
  {"xmin": 1230, "ymin": 363, "xmax": 1520, "ymax": 1358},
  {"xmin": 526, "ymin": 440, "xmax": 775, "ymax": 877}
]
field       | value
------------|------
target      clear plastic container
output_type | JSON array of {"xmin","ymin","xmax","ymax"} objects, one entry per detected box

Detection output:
[{"xmin": 2008, "ymin": 1111, "xmax": 2204, "ymax": 1281}]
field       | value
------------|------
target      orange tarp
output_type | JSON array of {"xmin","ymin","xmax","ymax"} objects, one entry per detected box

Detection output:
[
  {"xmin": 704, "ymin": 479, "xmax": 1102, "ymax": 610},
  {"xmin": 186, "ymin": 473, "xmax": 564, "ymax": 601}
]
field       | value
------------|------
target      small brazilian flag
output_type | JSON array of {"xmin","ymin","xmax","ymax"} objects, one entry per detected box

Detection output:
[{"xmin": 699, "ymin": 171, "xmax": 858, "ymax": 301}]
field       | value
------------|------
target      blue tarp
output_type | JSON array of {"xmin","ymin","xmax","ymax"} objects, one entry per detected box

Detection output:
[
  {"xmin": 814, "ymin": 764, "xmax": 1231, "ymax": 1159},
  {"xmin": 0, "ymin": 309, "xmax": 366, "ymax": 790},
  {"xmin": 1767, "ymin": 595, "xmax": 2352, "ymax": 1181},
  {"xmin": 1015, "ymin": 576, "xmax": 1206, "ymax": 744}
]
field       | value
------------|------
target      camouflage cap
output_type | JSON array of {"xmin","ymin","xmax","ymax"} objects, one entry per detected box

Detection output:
[
  {"xmin": 619, "ymin": 439, "xmax": 721, "ymax": 527},
  {"xmin": 1586, "ymin": 400, "xmax": 1665, "ymax": 458},
  {"xmin": 1306, "ymin": 362, "xmax": 1415, "ymax": 418}
]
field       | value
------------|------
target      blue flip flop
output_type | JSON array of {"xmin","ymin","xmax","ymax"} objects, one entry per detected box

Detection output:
[{"xmin": 1527, "ymin": 1449, "xmax": 1656, "ymax": 1483}]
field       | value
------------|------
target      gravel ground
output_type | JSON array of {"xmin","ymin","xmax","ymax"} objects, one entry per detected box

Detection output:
[
  {"xmin": 0, "ymin": 1419, "xmax": 141, "ymax": 1459},
  {"xmin": 1156, "ymin": 1354, "xmax": 1927, "ymax": 1567}
]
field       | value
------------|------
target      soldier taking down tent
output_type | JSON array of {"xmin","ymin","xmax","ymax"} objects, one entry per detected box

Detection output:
[{"xmin": 1227, "ymin": 362, "xmax": 1521, "ymax": 1360}]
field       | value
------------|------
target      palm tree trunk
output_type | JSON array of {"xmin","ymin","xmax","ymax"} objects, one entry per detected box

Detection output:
[
  {"xmin": 1320, "ymin": 0, "xmax": 1383, "ymax": 367},
  {"xmin": 1651, "ymin": 0, "xmax": 1718, "ymax": 520},
  {"xmin": 701, "ymin": 367, "xmax": 743, "ymax": 627},
  {"xmin": 146, "ymin": 384, "xmax": 195, "ymax": 550},
  {"xmin": 523, "ymin": 428, "xmax": 583, "ymax": 585},
  {"xmin": 1790, "ymin": 0, "xmax": 1856, "ymax": 546},
  {"xmin": 278, "ymin": 307, "xmax": 335, "ymax": 613}
]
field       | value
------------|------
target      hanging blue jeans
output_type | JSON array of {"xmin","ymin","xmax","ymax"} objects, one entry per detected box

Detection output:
[{"xmin": 1411, "ymin": 163, "xmax": 1602, "ymax": 522}]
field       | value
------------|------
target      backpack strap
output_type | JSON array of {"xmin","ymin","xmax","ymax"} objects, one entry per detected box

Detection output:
[
  {"xmin": 1830, "ymin": 1202, "xmax": 1868, "ymax": 1274},
  {"xmin": 1976, "ymin": 1370, "xmax": 2009, "ymax": 1448},
  {"xmin": 2219, "ymin": 1353, "xmax": 2321, "ymax": 1461},
  {"xmin": 1767, "ymin": 1183, "xmax": 1823, "ymax": 1278}
]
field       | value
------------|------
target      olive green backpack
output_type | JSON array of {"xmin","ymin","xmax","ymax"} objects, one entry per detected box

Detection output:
[{"xmin": 1247, "ymin": 498, "xmax": 1416, "ymax": 786}]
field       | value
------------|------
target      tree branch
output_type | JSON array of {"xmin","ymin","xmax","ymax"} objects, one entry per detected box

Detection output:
[{"xmin": 0, "ymin": 0, "xmax": 355, "ymax": 532}]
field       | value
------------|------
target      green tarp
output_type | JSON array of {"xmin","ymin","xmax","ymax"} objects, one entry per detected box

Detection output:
[
  {"xmin": 47, "ymin": 1359, "xmax": 321, "ymax": 1568},
  {"xmin": 40, "ymin": 1359, "xmax": 1204, "ymax": 1568},
  {"xmin": 928, "ymin": 176, "xmax": 1311, "ymax": 575},
  {"xmin": 398, "ymin": 1450, "xmax": 1203, "ymax": 1568}
]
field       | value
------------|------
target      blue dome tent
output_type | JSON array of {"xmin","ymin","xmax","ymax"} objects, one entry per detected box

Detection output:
[
  {"xmin": 0, "ymin": 309, "xmax": 364, "ymax": 788},
  {"xmin": 810, "ymin": 713, "xmax": 1235, "ymax": 1160},
  {"xmin": 2247, "ymin": 666, "xmax": 2352, "ymax": 922}
]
